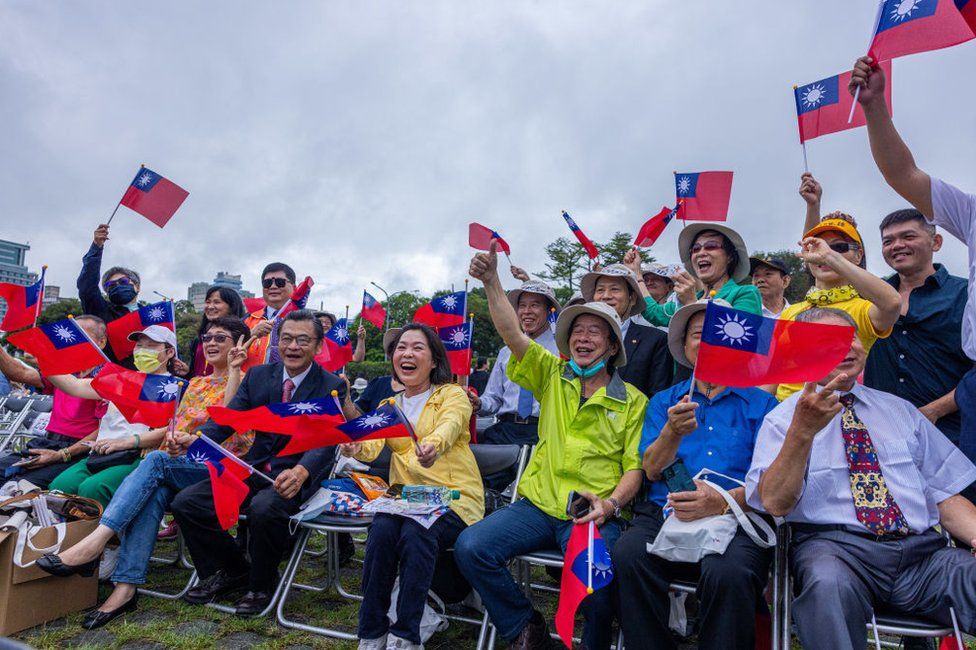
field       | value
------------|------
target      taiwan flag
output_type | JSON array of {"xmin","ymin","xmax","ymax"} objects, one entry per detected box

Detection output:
[
  {"xmin": 868, "ymin": 0, "xmax": 974, "ymax": 61},
  {"xmin": 361, "ymin": 291, "xmax": 386, "ymax": 329},
  {"xmin": 268, "ymin": 277, "xmax": 315, "ymax": 365},
  {"xmin": 0, "ymin": 271, "xmax": 44, "ymax": 332},
  {"xmin": 674, "ymin": 171, "xmax": 733, "ymax": 222},
  {"xmin": 119, "ymin": 167, "xmax": 189, "ymax": 228},
  {"xmin": 555, "ymin": 523, "xmax": 614, "ymax": 649},
  {"xmin": 439, "ymin": 321, "xmax": 473, "ymax": 376},
  {"xmin": 207, "ymin": 396, "xmax": 346, "ymax": 457},
  {"xmin": 106, "ymin": 301, "xmax": 175, "ymax": 360},
  {"xmin": 338, "ymin": 403, "xmax": 414, "ymax": 443},
  {"xmin": 185, "ymin": 435, "xmax": 254, "ymax": 530},
  {"xmin": 7, "ymin": 319, "xmax": 106, "ymax": 376},
  {"xmin": 548, "ymin": 308, "xmax": 558, "ymax": 334},
  {"xmin": 959, "ymin": 0, "xmax": 976, "ymax": 30},
  {"xmin": 695, "ymin": 303, "xmax": 855, "ymax": 387},
  {"xmin": 90, "ymin": 363, "xmax": 187, "ymax": 427},
  {"xmin": 634, "ymin": 206, "xmax": 679, "ymax": 247},
  {"xmin": 468, "ymin": 222, "xmax": 512, "ymax": 255},
  {"xmin": 320, "ymin": 318, "xmax": 354, "ymax": 373},
  {"xmin": 413, "ymin": 291, "xmax": 466, "ymax": 328},
  {"xmin": 795, "ymin": 60, "xmax": 893, "ymax": 143},
  {"xmin": 561, "ymin": 211, "xmax": 599, "ymax": 260}
]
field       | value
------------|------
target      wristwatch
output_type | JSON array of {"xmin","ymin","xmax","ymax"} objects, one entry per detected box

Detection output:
[{"xmin": 607, "ymin": 497, "xmax": 621, "ymax": 518}]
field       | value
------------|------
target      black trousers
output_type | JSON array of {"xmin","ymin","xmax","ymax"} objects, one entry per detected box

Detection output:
[
  {"xmin": 171, "ymin": 476, "xmax": 302, "ymax": 592},
  {"xmin": 611, "ymin": 506, "xmax": 772, "ymax": 650},
  {"xmin": 0, "ymin": 432, "xmax": 81, "ymax": 487}
]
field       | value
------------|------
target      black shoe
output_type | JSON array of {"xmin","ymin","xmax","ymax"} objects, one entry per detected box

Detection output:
[
  {"xmin": 81, "ymin": 593, "xmax": 138, "ymax": 630},
  {"xmin": 183, "ymin": 569, "xmax": 249, "ymax": 605},
  {"xmin": 35, "ymin": 553, "xmax": 98, "ymax": 578},
  {"xmin": 233, "ymin": 590, "xmax": 272, "ymax": 616},
  {"xmin": 337, "ymin": 534, "xmax": 355, "ymax": 566}
]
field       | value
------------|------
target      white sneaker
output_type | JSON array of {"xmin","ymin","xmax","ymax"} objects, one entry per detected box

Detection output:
[
  {"xmin": 98, "ymin": 546, "xmax": 119, "ymax": 581},
  {"xmin": 386, "ymin": 635, "xmax": 422, "ymax": 650},
  {"xmin": 357, "ymin": 636, "xmax": 387, "ymax": 650}
]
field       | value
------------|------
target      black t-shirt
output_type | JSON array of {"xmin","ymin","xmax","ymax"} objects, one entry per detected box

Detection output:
[{"xmin": 356, "ymin": 375, "xmax": 398, "ymax": 413}]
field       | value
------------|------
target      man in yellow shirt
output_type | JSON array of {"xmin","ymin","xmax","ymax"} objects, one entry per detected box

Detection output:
[{"xmin": 455, "ymin": 241, "xmax": 647, "ymax": 650}]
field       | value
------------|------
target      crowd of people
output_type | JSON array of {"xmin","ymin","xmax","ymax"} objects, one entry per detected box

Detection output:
[{"xmin": 0, "ymin": 57, "xmax": 975, "ymax": 650}]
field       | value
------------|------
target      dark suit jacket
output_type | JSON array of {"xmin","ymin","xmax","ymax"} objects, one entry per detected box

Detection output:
[
  {"xmin": 618, "ymin": 323, "xmax": 674, "ymax": 399},
  {"xmin": 198, "ymin": 361, "xmax": 346, "ymax": 485}
]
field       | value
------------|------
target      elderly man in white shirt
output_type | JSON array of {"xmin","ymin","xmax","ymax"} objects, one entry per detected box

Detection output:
[{"xmin": 749, "ymin": 256, "xmax": 791, "ymax": 319}]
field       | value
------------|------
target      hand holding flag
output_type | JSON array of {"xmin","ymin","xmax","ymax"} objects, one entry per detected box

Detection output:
[
  {"xmin": 468, "ymin": 223, "xmax": 512, "ymax": 255},
  {"xmin": 555, "ymin": 521, "xmax": 613, "ymax": 648}
]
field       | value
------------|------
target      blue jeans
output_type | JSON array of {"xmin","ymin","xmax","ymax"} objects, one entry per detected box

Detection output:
[
  {"xmin": 100, "ymin": 451, "xmax": 208, "ymax": 584},
  {"xmin": 454, "ymin": 498, "xmax": 623, "ymax": 649}
]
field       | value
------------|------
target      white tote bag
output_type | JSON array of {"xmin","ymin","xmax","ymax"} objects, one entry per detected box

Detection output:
[{"xmin": 647, "ymin": 468, "xmax": 776, "ymax": 563}]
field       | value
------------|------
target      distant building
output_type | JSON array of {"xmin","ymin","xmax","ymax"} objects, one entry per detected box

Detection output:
[
  {"xmin": 0, "ymin": 240, "xmax": 39, "ymax": 325},
  {"xmin": 186, "ymin": 272, "xmax": 254, "ymax": 312},
  {"xmin": 212, "ymin": 272, "xmax": 243, "ymax": 292},
  {"xmin": 187, "ymin": 282, "xmax": 209, "ymax": 312},
  {"xmin": 42, "ymin": 285, "xmax": 61, "ymax": 307}
]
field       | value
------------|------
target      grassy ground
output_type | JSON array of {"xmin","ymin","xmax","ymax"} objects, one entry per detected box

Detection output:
[{"xmin": 12, "ymin": 531, "xmax": 976, "ymax": 650}]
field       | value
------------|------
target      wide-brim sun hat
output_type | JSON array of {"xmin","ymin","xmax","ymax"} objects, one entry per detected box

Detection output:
[
  {"xmin": 579, "ymin": 264, "xmax": 646, "ymax": 318},
  {"xmin": 382, "ymin": 327, "xmax": 403, "ymax": 355},
  {"xmin": 667, "ymin": 298, "xmax": 732, "ymax": 368},
  {"xmin": 565, "ymin": 291, "xmax": 585, "ymax": 307},
  {"xmin": 507, "ymin": 280, "xmax": 561, "ymax": 314},
  {"xmin": 127, "ymin": 325, "xmax": 177, "ymax": 349},
  {"xmin": 678, "ymin": 223, "xmax": 751, "ymax": 284},
  {"xmin": 554, "ymin": 301, "xmax": 627, "ymax": 368}
]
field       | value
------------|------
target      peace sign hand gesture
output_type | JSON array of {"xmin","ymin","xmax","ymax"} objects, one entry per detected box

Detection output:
[{"xmin": 228, "ymin": 336, "xmax": 256, "ymax": 371}]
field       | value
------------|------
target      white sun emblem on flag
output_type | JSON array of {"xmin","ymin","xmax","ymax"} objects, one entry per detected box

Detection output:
[
  {"xmin": 288, "ymin": 401, "xmax": 321, "ymax": 414},
  {"xmin": 137, "ymin": 171, "xmax": 154, "ymax": 186},
  {"xmin": 359, "ymin": 412, "xmax": 391, "ymax": 429},
  {"xmin": 187, "ymin": 450, "xmax": 210, "ymax": 463},
  {"xmin": 334, "ymin": 326, "xmax": 349, "ymax": 343},
  {"xmin": 440, "ymin": 295, "xmax": 458, "ymax": 311},
  {"xmin": 157, "ymin": 379, "xmax": 182, "ymax": 400},
  {"xmin": 890, "ymin": 0, "xmax": 923, "ymax": 22},
  {"xmin": 591, "ymin": 547, "xmax": 613, "ymax": 581},
  {"xmin": 802, "ymin": 83, "xmax": 826, "ymax": 108},
  {"xmin": 677, "ymin": 176, "xmax": 692, "ymax": 194},
  {"xmin": 147, "ymin": 305, "xmax": 167, "ymax": 321},
  {"xmin": 715, "ymin": 313, "xmax": 754, "ymax": 346},
  {"xmin": 446, "ymin": 327, "xmax": 469, "ymax": 347},
  {"xmin": 52, "ymin": 324, "xmax": 77, "ymax": 343}
]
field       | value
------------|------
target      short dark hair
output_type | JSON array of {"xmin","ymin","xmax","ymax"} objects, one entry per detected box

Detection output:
[
  {"xmin": 203, "ymin": 316, "xmax": 251, "ymax": 343},
  {"xmin": 694, "ymin": 230, "xmax": 739, "ymax": 280},
  {"xmin": 197, "ymin": 286, "xmax": 247, "ymax": 338},
  {"xmin": 282, "ymin": 309, "xmax": 324, "ymax": 340},
  {"xmin": 261, "ymin": 262, "xmax": 296, "ymax": 284},
  {"xmin": 879, "ymin": 208, "xmax": 936, "ymax": 237},
  {"xmin": 389, "ymin": 323, "xmax": 453, "ymax": 386}
]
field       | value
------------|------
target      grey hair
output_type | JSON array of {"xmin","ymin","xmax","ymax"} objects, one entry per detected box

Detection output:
[
  {"xmin": 101, "ymin": 266, "xmax": 141, "ymax": 287},
  {"xmin": 795, "ymin": 307, "xmax": 857, "ymax": 330}
]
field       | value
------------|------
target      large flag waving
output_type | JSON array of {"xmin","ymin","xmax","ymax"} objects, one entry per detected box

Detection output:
[
  {"xmin": 0, "ymin": 272, "xmax": 44, "ymax": 332},
  {"xmin": 207, "ymin": 395, "xmax": 345, "ymax": 457},
  {"xmin": 795, "ymin": 60, "xmax": 893, "ymax": 143},
  {"xmin": 106, "ymin": 301, "xmax": 175, "ymax": 360},
  {"xmin": 7, "ymin": 319, "xmax": 106, "ymax": 376},
  {"xmin": 675, "ymin": 171, "xmax": 733, "ymax": 222},
  {"xmin": 468, "ymin": 223, "xmax": 512, "ymax": 255},
  {"xmin": 634, "ymin": 206, "xmax": 679, "ymax": 247},
  {"xmin": 90, "ymin": 364, "xmax": 187, "ymax": 427},
  {"xmin": 561, "ymin": 211, "xmax": 599, "ymax": 260},
  {"xmin": 185, "ymin": 435, "xmax": 254, "ymax": 530},
  {"xmin": 555, "ymin": 522, "xmax": 614, "ymax": 648},
  {"xmin": 413, "ymin": 291, "xmax": 467, "ymax": 329},
  {"xmin": 338, "ymin": 403, "xmax": 414, "ymax": 443},
  {"xmin": 868, "ymin": 0, "xmax": 974, "ymax": 61},
  {"xmin": 361, "ymin": 291, "xmax": 386, "ymax": 329},
  {"xmin": 695, "ymin": 303, "xmax": 855, "ymax": 387},
  {"xmin": 119, "ymin": 167, "xmax": 189, "ymax": 228}
]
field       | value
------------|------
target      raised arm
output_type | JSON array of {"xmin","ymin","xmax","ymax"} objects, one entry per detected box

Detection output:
[
  {"xmin": 77, "ymin": 225, "xmax": 110, "ymax": 318},
  {"xmin": 469, "ymin": 241, "xmax": 531, "ymax": 361},
  {"xmin": 45, "ymin": 374, "xmax": 100, "ymax": 401},
  {"xmin": 0, "ymin": 347, "xmax": 42, "ymax": 389},
  {"xmin": 799, "ymin": 173, "xmax": 823, "ymax": 235},
  {"xmin": 352, "ymin": 323, "xmax": 366, "ymax": 362},
  {"xmin": 850, "ymin": 56, "xmax": 933, "ymax": 218}
]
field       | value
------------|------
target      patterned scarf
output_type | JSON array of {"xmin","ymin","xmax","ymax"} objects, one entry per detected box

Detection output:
[{"xmin": 804, "ymin": 284, "xmax": 859, "ymax": 306}]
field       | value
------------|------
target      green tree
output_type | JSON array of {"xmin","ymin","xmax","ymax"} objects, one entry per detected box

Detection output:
[
  {"xmin": 598, "ymin": 231, "xmax": 653, "ymax": 266},
  {"xmin": 537, "ymin": 237, "xmax": 588, "ymax": 293},
  {"xmin": 174, "ymin": 299, "xmax": 196, "ymax": 318},
  {"xmin": 38, "ymin": 299, "xmax": 83, "ymax": 324},
  {"xmin": 751, "ymin": 249, "xmax": 812, "ymax": 304},
  {"xmin": 176, "ymin": 310, "xmax": 202, "ymax": 360}
]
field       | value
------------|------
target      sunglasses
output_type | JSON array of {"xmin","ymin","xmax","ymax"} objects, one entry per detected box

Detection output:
[
  {"xmin": 262, "ymin": 277, "xmax": 290, "ymax": 289},
  {"xmin": 827, "ymin": 242, "xmax": 860, "ymax": 254},
  {"xmin": 201, "ymin": 333, "xmax": 232, "ymax": 344},
  {"xmin": 103, "ymin": 277, "xmax": 133, "ymax": 290},
  {"xmin": 690, "ymin": 241, "xmax": 724, "ymax": 254}
]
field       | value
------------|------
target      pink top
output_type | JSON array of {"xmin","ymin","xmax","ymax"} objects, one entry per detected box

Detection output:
[{"xmin": 40, "ymin": 377, "xmax": 108, "ymax": 440}]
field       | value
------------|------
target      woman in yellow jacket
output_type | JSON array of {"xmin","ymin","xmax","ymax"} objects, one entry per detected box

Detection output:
[{"xmin": 340, "ymin": 323, "xmax": 484, "ymax": 650}]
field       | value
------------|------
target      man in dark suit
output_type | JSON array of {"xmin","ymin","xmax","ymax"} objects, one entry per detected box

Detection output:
[
  {"xmin": 169, "ymin": 310, "xmax": 352, "ymax": 616},
  {"xmin": 581, "ymin": 264, "xmax": 674, "ymax": 397}
]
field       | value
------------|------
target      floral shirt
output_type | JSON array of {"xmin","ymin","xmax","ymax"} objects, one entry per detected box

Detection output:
[{"xmin": 164, "ymin": 374, "xmax": 253, "ymax": 458}]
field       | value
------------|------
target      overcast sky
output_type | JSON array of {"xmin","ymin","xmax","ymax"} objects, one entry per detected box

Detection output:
[{"xmin": 2, "ymin": 1, "xmax": 973, "ymax": 314}]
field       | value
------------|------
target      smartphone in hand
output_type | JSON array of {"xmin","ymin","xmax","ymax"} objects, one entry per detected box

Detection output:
[
  {"xmin": 661, "ymin": 458, "xmax": 697, "ymax": 494},
  {"xmin": 566, "ymin": 490, "xmax": 591, "ymax": 519}
]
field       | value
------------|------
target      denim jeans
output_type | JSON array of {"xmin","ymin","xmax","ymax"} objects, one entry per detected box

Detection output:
[
  {"xmin": 100, "ymin": 450, "xmax": 208, "ymax": 584},
  {"xmin": 454, "ymin": 498, "xmax": 623, "ymax": 649}
]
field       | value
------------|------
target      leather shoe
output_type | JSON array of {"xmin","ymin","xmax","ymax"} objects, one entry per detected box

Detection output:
[
  {"xmin": 81, "ymin": 592, "xmax": 138, "ymax": 629},
  {"xmin": 35, "ymin": 553, "xmax": 98, "ymax": 578},
  {"xmin": 234, "ymin": 590, "xmax": 272, "ymax": 616},
  {"xmin": 183, "ymin": 569, "xmax": 249, "ymax": 604},
  {"xmin": 507, "ymin": 610, "xmax": 555, "ymax": 650}
]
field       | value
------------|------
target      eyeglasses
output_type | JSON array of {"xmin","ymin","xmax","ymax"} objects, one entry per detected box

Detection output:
[
  {"xmin": 103, "ymin": 277, "xmax": 132, "ymax": 290},
  {"xmin": 690, "ymin": 241, "xmax": 723, "ymax": 254},
  {"xmin": 279, "ymin": 335, "xmax": 315, "ymax": 347},
  {"xmin": 262, "ymin": 277, "xmax": 289, "ymax": 289},
  {"xmin": 201, "ymin": 334, "xmax": 231, "ymax": 344},
  {"xmin": 828, "ymin": 242, "xmax": 860, "ymax": 254}
]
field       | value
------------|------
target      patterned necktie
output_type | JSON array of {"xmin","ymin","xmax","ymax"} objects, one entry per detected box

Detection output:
[
  {"xmin": 282, "ymin": 378, "xmax": 296, "ymax": 403},
  {"xmin": 838, "ymin": 394, "xmax": 910, "ymax": 536},
  {"xmin": 516, "ymin": 387, "xmax": 534, "ymax": 419}
]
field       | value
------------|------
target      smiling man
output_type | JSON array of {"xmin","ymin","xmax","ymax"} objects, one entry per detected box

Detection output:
[
  {"xmin": 243, "ymin": 262, "xmax": 296, "ymax": 370},
  {"xmin": 749, "ymin": 257, "xmax": 791, "ymax": 319}
]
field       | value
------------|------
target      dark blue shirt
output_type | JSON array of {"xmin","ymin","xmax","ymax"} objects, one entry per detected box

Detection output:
[
  {"xmin": 864, "ymin": 264, "xmax": 973, "ymax": 444},
  {"xmin": 640, "ymin": 379, "xmax": 779, "ymax": 507}
]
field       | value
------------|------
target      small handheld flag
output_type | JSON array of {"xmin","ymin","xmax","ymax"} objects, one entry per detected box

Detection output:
[
  {"xmin": 413, "ymin": 291, "xmax": 467, "ymax": 329},
  {"xmin": 674, "ymin": 172, "xmax": 733, "ymax": 222},
  {"xmin": 561, "ymin": 211, "xmax": 599, "ymax": 260},
  {"xmin": 634, "ymin": 206, "xmax": 679, "ymax": 247},
  {"xmin": 320, "ymin": 318, "xmax": 354, "ymax": 373},
  {"xmin": 361, "ymin": 291, "xmax": 387, "ymax": 329},
  {"xmin": 439, "ymin": 320, "xmax": 473, "ymax": 376},
  {"xmin": 0, "ymin": 270, "xmax": 45, "ymax": 332},
  {"xmin": 7, "ymin": 318, "xmax": 108, "ymax": 376},
  {"xmin": 115, "ymin": 166, "xmax": 189, "ymax": 228},
  {"xmin": 185, "ymin": 435, "xmax": 264, "ymax": 530},
  {"xmin": 468, "ymin": 223, "xmax": 512, "ymax": 255},
  {"xmin": 868, "ymin": 0, "xmax": 974, "ymax": 62},
  {"xmin": 555, "ymin": 522, "xmax": 613, "ymax": 648},
  {"xmin": 794, "ymin": 61, "xmax": 893, "ymax": 144},
  {"xmin": 338, "ymin": 403, "xmax": 414, "ymax": 443},
  {"xmin": 90, "ymin": 363, "xmax": 187, "ymax": 427},
  {"xmin": 105, "ymin": 301, "xmax": 175, "ymax": 360}
]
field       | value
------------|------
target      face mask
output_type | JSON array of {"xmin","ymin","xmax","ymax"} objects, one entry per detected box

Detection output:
[
  {"xmin": 568, "ymin": 358, "xmax": 607, "ymax": 378},
  {"xmin": 133, "ymin": 349, "xmax": 163, "ymax": 373},
  {"xmin": 107, "ymin": 284, "xmax": 137, "ymax": 305}
]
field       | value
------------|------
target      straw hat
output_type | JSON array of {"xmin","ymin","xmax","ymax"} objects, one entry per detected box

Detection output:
[
  {"xmin": 507, "ymin": 280, "xmax": 561, "ymax": 314},
  {"xmin": 677, "ymin": 223, "xmax": 751, "ymax": 283},
  {"xmin": 579, "ymin": 264, "xmax": 646, "ymax": 318}
]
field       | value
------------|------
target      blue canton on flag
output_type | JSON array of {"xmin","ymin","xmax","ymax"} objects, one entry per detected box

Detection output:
[
  {"xmin": 795, "ymin": 75, "xmax": 840, "ymax": 114},
  {"xmin": 139, "ymin": 375, "xmax": 187, "ymax": 403},
  {"xmin": 877, "ymin": 0, "xmax": 939, "ymax": 32},
  {"xmin": 438, "ymin": 322, "xmax": 472, "ymax": 351},
  {"xmin": 130, "ymin": 168, "xmax": 162, "ymax": 192},
  {"xmin": 40, "ymin": 320, "xmax": 86, "ymax": 350},
  {"xmin": 186, "ymin": 436, "xmax": 225, "ymax": 468},
  {"xmin": 675, "ymin": 173, "xmax": 700, "ymax": 198},
  {"xmin": 569, "ymin": 535, "xmax": 614, "ymax": 590},
  {"xmin": 700, "ymin": 303, "xmax": 776, "ymax": 355},
  {"xmin": 266, "ymin": 397, "xmax": 341, "ymax": 417},
  {"xmin": 138, "ymin": 301, "xmax": 174, "ymax": 327}
]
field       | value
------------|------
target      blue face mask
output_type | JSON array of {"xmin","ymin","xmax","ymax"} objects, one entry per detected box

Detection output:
[
  {"xmin": 568, "ymin": 358, "xmax": 606, "ymax": 378},
  {"xmin": 107, "ymin": 284, "xmax": 137, "ymax": 305}
]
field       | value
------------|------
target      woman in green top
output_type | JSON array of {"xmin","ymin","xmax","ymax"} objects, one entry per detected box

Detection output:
[{"xmin": 625, "ymin": 223, "xmax": 762, "ymax": 326}]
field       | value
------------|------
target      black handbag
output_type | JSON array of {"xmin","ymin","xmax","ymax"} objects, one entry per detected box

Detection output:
[{"xmin": 85, "ymin": 449, "xmax": 140, "ymax": 473}]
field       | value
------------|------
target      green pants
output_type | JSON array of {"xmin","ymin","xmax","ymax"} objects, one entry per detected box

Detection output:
[{"xmin": 49, "ymin": 457, "xmax": 142, "ymax": 508}]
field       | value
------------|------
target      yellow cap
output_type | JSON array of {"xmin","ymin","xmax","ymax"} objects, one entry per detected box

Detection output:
[{"xmin": 804, "ymin": 217, "xmax": 863, "ymax": 246}]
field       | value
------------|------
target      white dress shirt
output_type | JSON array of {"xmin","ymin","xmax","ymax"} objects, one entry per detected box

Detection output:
[
  {"xmin": 932, "ymin": 177, "xmax": 976, "ymax": 361},
  {"xmin": 761, "ymin": 298, "xmax": 789, "ymax": 320},
  {"xmin": 479, "ymin": 328, "xmax": 558, "ymax": 417},
  {"xmin": 745, "ymin": 383, "xmax": 976, "ymax": 533}
]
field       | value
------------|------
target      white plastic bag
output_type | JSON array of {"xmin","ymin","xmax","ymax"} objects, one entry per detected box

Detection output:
[{"xmin": 387, "ymin": 578, "xmax": 448, "ymax": 643}]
